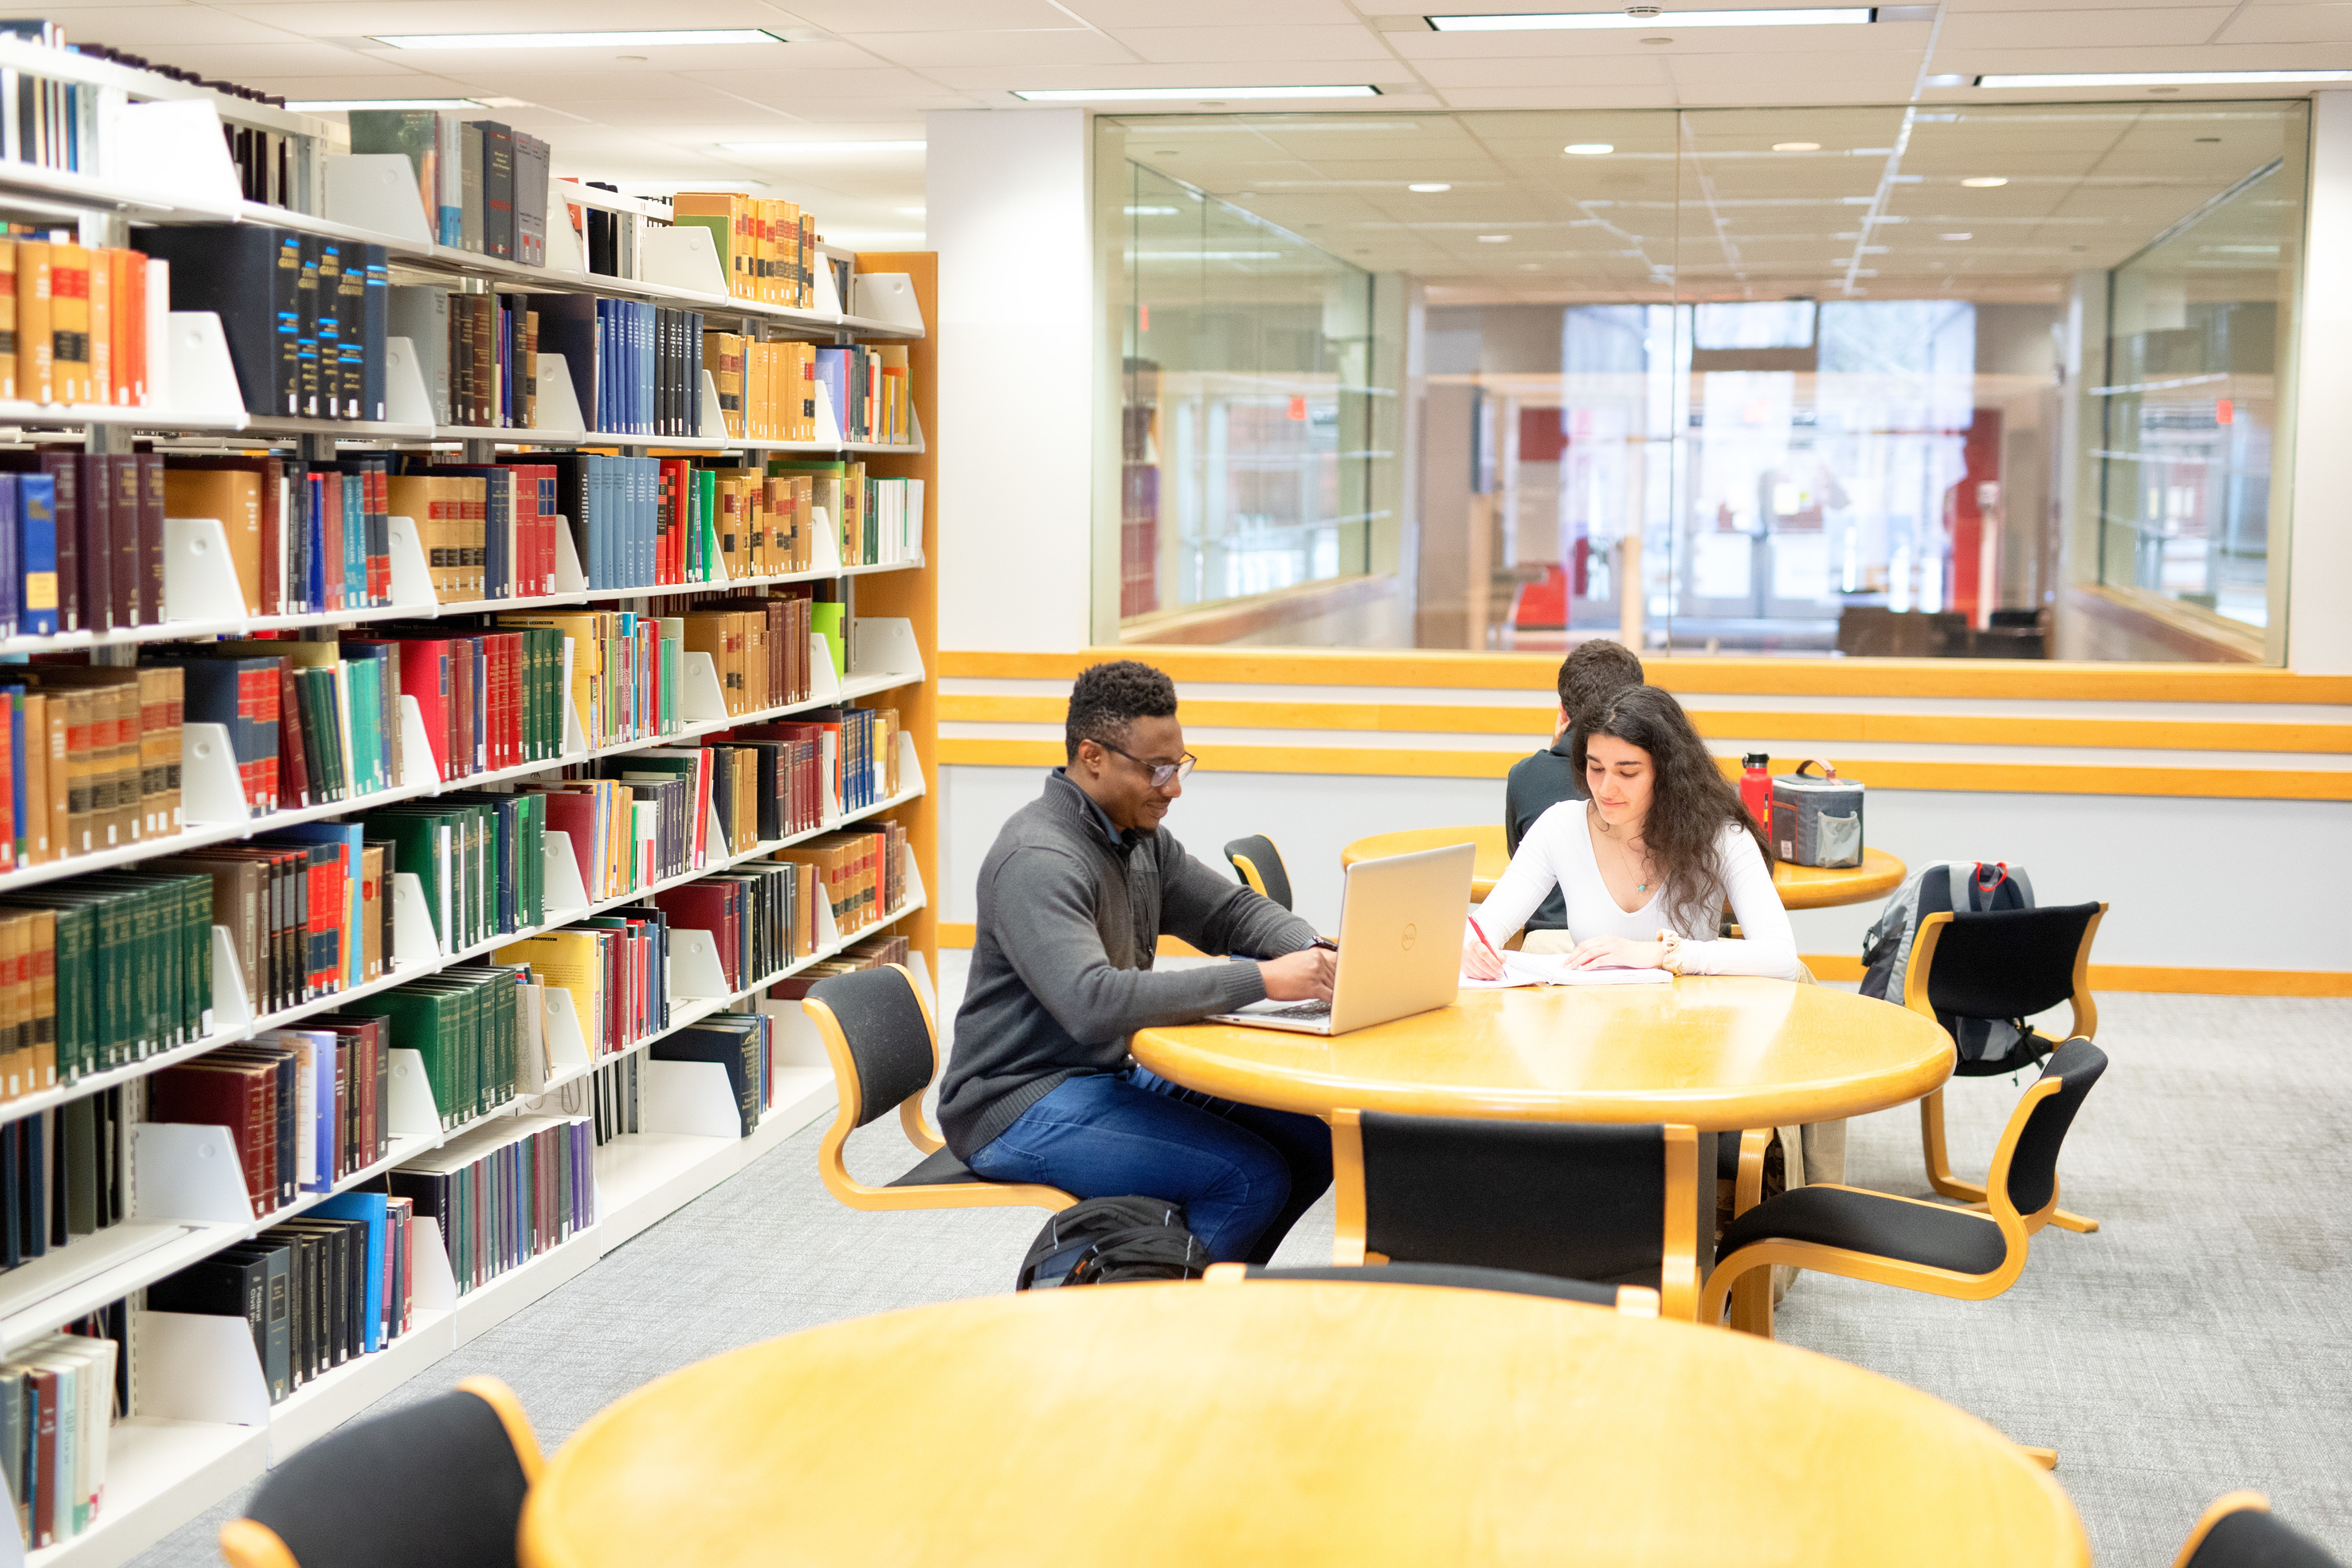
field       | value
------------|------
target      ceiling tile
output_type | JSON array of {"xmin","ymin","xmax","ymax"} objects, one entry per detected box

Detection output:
[
  {"xmin": 1065, "ymin": 0, "xmax": 1362, "ymax": 21},
  {"xmin": 2216, "ymin": 1, "xmax": 2352, "ymax": 41},
  {"xmin": 39, "ymin": 6, "xmax": 313, "ymax": 44},
  {"xmin": 841, "ymin": 27, "xmax": 1132, "ymax": 68},
  {"xmin": 1103, "ymin": 25, "xmax": 1393, "ymax": 63},
  {"xmin": 133, "ymin": 39, "xmax": 411, "ymax": 72},
  {"xmin": 784, "ymin": 0, "xmax": 1078, "ymax": 28},
  {"xmin": 1936, "ymin": 8, "xmax": 2232, "ymax": 46},
  {"xmin": 677, "ymin": 65, "xmax": 951, "ymax": 98}
]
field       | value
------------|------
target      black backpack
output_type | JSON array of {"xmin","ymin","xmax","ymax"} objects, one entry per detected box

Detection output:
[
  {"xmin": 1860, "ymin": 860, "xmax": 2039, "ymax": 1068},
  {"xmin": 1016, "ymin": 1197, "xmax": 1208, "ymax": 1290}
]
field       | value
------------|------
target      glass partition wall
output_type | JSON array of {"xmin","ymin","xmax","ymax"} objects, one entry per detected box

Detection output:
[{"xmin": 1095, "ymin": 103, "xmax": 2307, "ymax": 661}]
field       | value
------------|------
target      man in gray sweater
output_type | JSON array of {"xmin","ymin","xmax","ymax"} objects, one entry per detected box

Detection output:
[{"xmin": 938, "ymin": 661, "xmax": 1335, "ymax": 1263}]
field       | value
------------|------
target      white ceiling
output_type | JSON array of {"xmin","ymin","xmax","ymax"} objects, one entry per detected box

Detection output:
[{"xmin": 36, "ymin": 0, "xmax": 2352, "ymax": 255}]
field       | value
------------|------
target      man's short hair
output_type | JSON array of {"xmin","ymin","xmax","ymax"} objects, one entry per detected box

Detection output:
[
  {"xmin": 1559, "ymin": 641, "xmax": 1644, "ymax": 723},
  {"xmin": 1065, "ymin": 660, "xmax": 1178, "ymax": 762}
]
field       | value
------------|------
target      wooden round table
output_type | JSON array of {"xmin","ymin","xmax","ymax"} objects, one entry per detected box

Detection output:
[
  {"xmin": 520, "ymin": 1281, "xmax": 2088, "ymax": 1568},
  {"xmin": 1131, "ymin": 978, "xmax": 1951, "ymax": 1132},
  {"xmin": 1339, "ymin": 825, "xmax": 1906, "ymax": 909}
]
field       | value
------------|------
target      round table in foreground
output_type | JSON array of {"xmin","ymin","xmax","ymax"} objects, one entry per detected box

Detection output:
[
  {"xmin": 1132, "ymin": 977, "xmax": 1952, "ymax": 1132},
  {"xmin": 519, "ymin": 1283, "xmax": 2087, "ymax": 1568},
  {"xmin": 1339, "ymin": 825, "xmax": 1906, "ymax": 910}
]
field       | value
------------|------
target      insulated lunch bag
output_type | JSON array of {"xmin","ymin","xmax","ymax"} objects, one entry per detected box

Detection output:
[{"xmin": 1016, "ymin": 1196, "xmax": 1209, "ymax": 1290}]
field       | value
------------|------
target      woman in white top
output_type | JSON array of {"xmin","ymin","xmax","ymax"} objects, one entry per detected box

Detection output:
[{"xmin": 1463, "ymin": 684, "xmax": 1801, "ymax": 981}]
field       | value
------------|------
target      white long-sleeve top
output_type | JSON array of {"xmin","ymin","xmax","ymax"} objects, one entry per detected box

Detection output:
[{"xmin": 1472, "ymin": 802, "xmax": 1802, "ymax": 979}]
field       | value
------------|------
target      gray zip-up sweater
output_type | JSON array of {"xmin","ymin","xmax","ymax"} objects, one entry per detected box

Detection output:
[{"xmin": 938, "ymin": 770, "xmax": 1319, "ymax": 1160}]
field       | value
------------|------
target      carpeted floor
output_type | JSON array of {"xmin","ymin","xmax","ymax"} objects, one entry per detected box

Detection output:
[{"xmin": 130, "ymin": 973, "xmax": 2351, "ymax": 1567}]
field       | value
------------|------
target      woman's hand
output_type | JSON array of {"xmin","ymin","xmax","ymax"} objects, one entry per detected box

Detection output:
[
  {"xmin": 1566, "ymin": 933, "xmax": 1665, "ymax": 970},
  {"xmin": 1461, "ymin": 924, "xmax": 1507, "ymax": 980}
]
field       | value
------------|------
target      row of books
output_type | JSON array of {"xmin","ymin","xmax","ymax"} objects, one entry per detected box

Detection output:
[
  {"xmin": 147, "ymin": 641, "xmax": 398, "ymax": 813},
  {"xmin": 139, "ymin": 225, "xmax": 390, "ymax": 423},
  {"xmin": 343, "ymin": 963, "xmax": 527, "ymax": 1138},
  {"xmin": 583, "ymin": 1009, "xmax": 777, "ymax": 1147},
  {"xmin": 654, "ymin": 860, "xmax": 817, "ymax": 994},
  {"xmin": 564, "ymin": 457, "xmax": 821, "ymax": 592},
  {"xmin": 769, "ymin": 931, "xmax": 913, "ymax": 1002},
  {"xmin": 359, "ymin": 794, "xmax": 549, "ymax": 957},
  {"xmin": 672, "ymin": 194, "xmax": 820, "ymax": 311},
  {"xmin": 789, "ymin": 826, "xmax": 911, "ymax": 939},
  {"xmin": 147, "ymin": 1191, "xmax": 417, "ymax": 1407},
  {"xmin": 0, "ymin": 664, "xmax": 180, "ymax": 868},
  {"xmin": 1, "ymin": 1092, "xmax": 129, "ymax": 1268},
  {"xmin": 678, "ymin": 600, "xmax": 819, "ymax": 719},
  {"xmin": 815, "ymin": 343, "xmax": 914, "ymax": 447},
  {"xmin": 386, "ymin": 1114, "xmax": 595, "ymax": 1296},
  {"xmin": 389, "ymin": 288, "xmax": 540, "ymax": 430},
  {"xmin": 160, "ymin": 828, "xmax": 396, "ymax": 1018},
  {"xmin": 790, "ymin": 462, "xmax": 923, "ymax": 570},
  {"xmin": 0, "ymin": 1324, "xmax": 117, "ymax": 1550},
  {"xmin": 0, "ymin": 237, "xmax": 162, "ymax": 409},
  {"xmin": 495, "ymin": 909, "xmax": 672, "ymax": 1064},
  {"xmin": 348, "ymin": 112, "xmax": 553, "ymax": 265},
  {"xmin": 704, "ymin": 335, "xmax": 818, "ymax": 444},
  {"xmin": 0, "ymin": 872, "xmax": 211, "ymax": 1096},
  {"xmin": 150, "ymin": 1013, "xmax": 392, "ymax": 1216}
]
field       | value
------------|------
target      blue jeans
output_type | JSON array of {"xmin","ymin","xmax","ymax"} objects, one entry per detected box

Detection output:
[{"xmin": 968, "ymin": 1066, "xmax": 1334, "ymax": 1264}]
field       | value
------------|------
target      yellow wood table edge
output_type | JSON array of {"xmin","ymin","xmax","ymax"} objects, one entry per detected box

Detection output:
[
  {"xmin": 1339, "ymin": 826, "xmax": 1906, "ymax": 909},
  {"xmin": 518, "ymin": 1283, "xmax": 2088, "ymax": 1568}
]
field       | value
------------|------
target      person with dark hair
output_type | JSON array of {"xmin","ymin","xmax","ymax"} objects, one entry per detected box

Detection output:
[
  {"xmin": 937, "ymin": 659, "xmax": 1336, "ymax": 1264},
  {"xmin": 1464, "ymin": 684, "xmax": 1798, "ymax": 979},
  {"xmin": 1503, "ymin": 641, "xmax": 1646, "ymax": 941}
]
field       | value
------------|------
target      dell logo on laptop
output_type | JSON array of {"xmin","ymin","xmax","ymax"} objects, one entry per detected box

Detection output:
[{"xmin": 1401, "ymin": 923, "xmax": 1417, "ymax": 950}]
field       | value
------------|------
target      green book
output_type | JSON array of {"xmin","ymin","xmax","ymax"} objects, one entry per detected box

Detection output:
[{"xmin": 343, "ymin": 986, "xmax": 459, "ymax": 1130}]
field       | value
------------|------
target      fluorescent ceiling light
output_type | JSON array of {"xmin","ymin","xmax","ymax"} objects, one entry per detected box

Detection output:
[
  {"xmin": 288, "ymin": 96, "xmax": 480, "ymax": 110},
  {"xmin": 1429, "ymin": 8, "xmax": 1872, "ymax": 29},
  {"xmin": 1013, "ymin": 84, "xmax": 1378, "ymax": 101},
  {"xmin": 1562, "ymin": 143, "xmax": 1613, "ymax": 154},
  {"xmin": 1477, "ymin": 233, "xmax": 1511, "ymax": 242},
  {"xmin": 719, "ymin": 139, "xmax": 924, "ymax": 154},
  {"xmin": 1772, "ymin": 141, "xmax": 1821, "ymax": 151},
  {"xmin": 1939, "ymin": 231, "xmax": 1972, "ymax": 240},
  {"xmin": 1409, "ymin": 182, "xmax": 1452, "ymax": 191},
  {"xmin": 1974, "ymin": 69, "xmax": 2352, "ymax": 88},
  {"xmin": 1924, "ymin": 73, "xmax": 1968, "ymax": 86},
  {"xmin": 374, "ymin": 27, "xmax": 782, "ymax": 48},
  {"xmin": 1960, "ymin": 175, "xmax": 2007, "ymax": 186}
]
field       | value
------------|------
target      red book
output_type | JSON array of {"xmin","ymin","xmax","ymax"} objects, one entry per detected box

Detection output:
[
  {"xmin": 384, "ymin": 639, "xmax": 454, "ymax": 781},
  {"xmin": 538, "ymin": 788, "xmax": 601, "ymax": 896},
  {"xmin": 149, "ymin": 1060, "xmax": 273, "ymax": 1217},
  {"xmin": 654, "ymin": 881, "xmax": 739, "ymax": 989},
  {"xmin": 367, "ymin": 465, "xmax": 390, "ymax": 606},
  {"xmin": 29, "ymin": 1366, "xmax": 57, "ymax": 1545},
  {"xmin": 276, "ymin": 662, "xmax": 311, "ymax": 808}
]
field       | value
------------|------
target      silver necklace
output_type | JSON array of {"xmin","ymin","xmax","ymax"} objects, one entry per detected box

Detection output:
[{"xmin": 1595, "ymin": 809, "xmax": 1652, "ymax": 892}]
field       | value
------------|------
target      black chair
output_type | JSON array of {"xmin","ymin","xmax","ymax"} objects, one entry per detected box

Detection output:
[
  {"xmin": 220, "ymin": 1378, "xmax": 540, "ymax": 1568},
  {"xmin": 2174, "ymin": 1493, "xmax": 2345, "ymax": 1568},
  {"xmin": 1222, "ymin": 834, "xmax": 1294, "ymax": 910},
  {"xmin": 1330, "ymin": 1109, "xmax": 1700, "ymax": 1319},
  {"xmin": 1903, "ymin": 901, "xmax": 2107, "ymax": 1233},
  {"xmin": 1204, "ymin": 1260, "xmax": 1659, "ymax": 1315},
  {"xmin": 802, "ymin": 963, "xmax": 1076, "ymax": 1216}
]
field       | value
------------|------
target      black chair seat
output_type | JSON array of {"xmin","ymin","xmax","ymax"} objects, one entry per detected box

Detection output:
[
  {"xmin": 889, "ymin": 1146, "xmax": 989, "ymax": 1188},
  {"xmin": 2189, "ymin": 1509, "xmax": 2346, "ymax": 1568},
  {"xmin": 1719, "ymin": 1185, "xmax": 2008, "ymax": 1276},
  {"xmin": 1245, "ymin": 1263, "xmax": 1618, "ymax": 1307}
]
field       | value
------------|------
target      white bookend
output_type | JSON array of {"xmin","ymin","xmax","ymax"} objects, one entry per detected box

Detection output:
[
  {"xmin": 132, "ymin": 1123, "xmax": 255, "ymax": 1225},
  {"xmin": 759, "ymin": 991, "xmax": 829, "ymax": 1067},
  {"xmin": 542, "ymin": 986, "xmax": 591, "ymax": 1074},
  {"xmin": 112, "ymin": 100, "xmax": 242, "ymax": 210},
  {"xmin": 133, "ymin": 1311, "xmax": 272, "ymax": 1427},
  {"xmin": 639, "ymin": 224, "xmax": 729, "ymax": 296},
  {"xmin": 641, "ymin": 1060, "xmax": 742, "ymax": 1139},
  {"xmin": 411, "ymin": 1218, "xmax": 460, "ymax": 1312},
  {"xmin": 552, "ymin": 521, "xmax": 588, "ymax": 595},
  {"xmin": 668, "ymin": 927, "xmax": 731, "ymax": 1002},
  {"xmin": 386, "ymin": 515, "xmax": 436, "ymax": 612},
  {"xmin": 897, "ymin": 730, "xmax": 926, "ymax": 799},
  {"xmin": 901, "ymin": 853, "xmax": 927, "ymax": 914},
  {"xmin": 543, "ymin": 830, "xmax": 591, "ymax": 917},
  {"xmin": 703, "ymin": 794, "xmax": 731, "ymax": 864},
  {"xmin": 165, "ymin": 310, "xmax": 248, "ymax": 421},
  {"xmin": 543, "ymin": 205, "xmax": 590, "ymax": 278},
  {"xmin": 813, "ymin": 253, "xmax": 844, "ymax": 318},
  {"xmin": 813, "ymin": 379, "xmax": 845, "ymax": 447},
  {"xmin": 392, "ymin": 871, "xmax": 441, "ymax": 968},
  {"xmin": 180, "ymin": 721, "xmax": 250, "ymax": 826},
  {"xmin": 323, "ymin": 153, "xmax": 435, "ymax": 245},
  {"xmin": 849, "ymin": 616, "xmax": 924, "ymax": 682},
  {"xmin": 163, "ymin": 514, "xmax": 248, "ymax": 628},
  {"xmin": 699, "ymin": 369, "xmax": 728, "ymax": 441},
  {"xmin": 905, "ymin": 947, "xmax": 939, "ymax": 1016},
  {"xmin": 398, "ymin": 696, "xmax": 441, "ymax": 792},
  {"xmin": 809, "ymin": 633, "xmax": 843, "ymax": 701},
  {"xmin": 384, "ymin": 335, "xmax": 437, "ymax": 429},
  {"xmin": 905, "ymin": 402, "xmax": 927, "ymax": 457},
  {"xmin": 209, "ymin": 924, "xmax": 249, "ymax": 1035},
  {"xmin": 532, "ymin": 351, "xmax": 588, "ymax": 435},
  {"xmin": 812, "ymin": 877, "xmax": 843, "ymax": 952},
  {"xmin": 850, "ymin": 272, "xmax": 923, "ymax": 331},
  {"xmin": 821, "ymin": 766, "xmax": 845, "ymax": 829},
  {"xmin": 385, "ymin": 1048, "xmax": 442, "ymax": 1138},
  {"xmin": 680, "ymin": 651, "xmax": 731, "ymax": 724},
  {"xmin": 807, "ymin": 510, "xmax": 843, "ymax": 576}
]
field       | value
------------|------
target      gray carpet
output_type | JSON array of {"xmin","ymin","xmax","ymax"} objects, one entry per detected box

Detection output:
[{"xmin": 129, "ymin": 977, "xmax": 2352, "ymax": 1567}]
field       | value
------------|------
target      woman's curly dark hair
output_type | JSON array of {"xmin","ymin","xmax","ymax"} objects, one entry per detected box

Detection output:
[{"xmin": 1570, "ymin": 684, "xmax": 1773, "ymax": 934}]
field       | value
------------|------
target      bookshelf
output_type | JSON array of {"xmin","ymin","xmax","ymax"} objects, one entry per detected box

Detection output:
[{"xmin": 0, "ymin": 39, "xmax": 940, "ymax": 1568}]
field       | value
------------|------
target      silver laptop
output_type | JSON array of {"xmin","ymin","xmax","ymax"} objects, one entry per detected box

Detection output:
[{"xmin": 1205, "ymin": 843, "xmax": 1473, "ymax": 1035}]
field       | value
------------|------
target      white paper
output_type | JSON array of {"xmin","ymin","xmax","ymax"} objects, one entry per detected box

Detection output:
[{"xmin": 1461, "ymin": 955, "xmax": 1676, "ymax": 989}]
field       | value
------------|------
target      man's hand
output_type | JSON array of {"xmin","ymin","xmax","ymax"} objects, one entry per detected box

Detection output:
[{"xmin": 1260, "ymin": 946, "xmax": 1336, "ymax": 1003}]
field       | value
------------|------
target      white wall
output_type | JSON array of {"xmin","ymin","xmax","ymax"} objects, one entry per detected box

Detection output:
[
  {"xmin": 2288, "ymin": 91, "xmax": 2352, "ymax": 676},
  {"xmin": 927, "ymin": 108, "xmax": 1095, "ymax": 653}
]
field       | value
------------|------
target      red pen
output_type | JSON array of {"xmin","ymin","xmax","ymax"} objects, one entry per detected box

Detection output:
[{"xmin": 1467, "ymin": 916, "xmax": 1505, "ymax": 972}]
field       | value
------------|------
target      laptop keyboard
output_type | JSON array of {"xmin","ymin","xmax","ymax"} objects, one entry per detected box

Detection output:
[{"xmin": 1253, "ymin": 1001, "xmax": 1332, "ymax": 1021}]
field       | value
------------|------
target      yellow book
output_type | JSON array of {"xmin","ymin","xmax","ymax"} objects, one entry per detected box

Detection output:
[
  {"xmin": 17, "ymin": 241, "xmax": 50, "ymax": 403},
  {"xmin": 48, "ymin": 242, "xmax": 89, "ymax": 404},
  {"xmin": 493, "ymin": 930, "xmax": 610, "ymax": 1056}
]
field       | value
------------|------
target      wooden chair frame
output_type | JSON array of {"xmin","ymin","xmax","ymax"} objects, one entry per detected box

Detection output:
[
  {"xmin": 1201, "ymin": 1260, "xmax": 1661, "ymax": 1315},
  {"xmin": 1906, "ymin": 904, "xmax": 2107, "ymax": 1235},
  {"xmin": 1330, "ymin": 1110, "xmax": 1701, "ymax": 1321},
  {"xmin": 801, "ymin": 964, "xmax": 1075, "ymax": 1214},
  {"xmin": 1724, "ymin": 1128, "xmax": 1773, "ymax": 1335},
  {"xmin": 2169, "ymin": 1492, "xmax": 2276, "ymax": 1568}
]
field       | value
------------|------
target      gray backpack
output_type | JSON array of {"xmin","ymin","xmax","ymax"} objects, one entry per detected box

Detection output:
[{"xmin": 1860, "ymin": 861, "xmax": 2035, "ymax": 1065}]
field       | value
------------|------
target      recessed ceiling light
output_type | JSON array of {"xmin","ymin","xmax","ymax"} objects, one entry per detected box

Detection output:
[
  {"xmin": 1409, "ymin": 182, "xmax": 1453, "ymax": 191},
  {"xmin": 1772, "ymin": 142, "xmax": 1821, "ymax": 151},
  {"xmin": 1477, "ymin": 233, "xmax": 1511, "ymax": 242},
  {"xmin": 1924, "ymin": 73, "xmax": 1968, "ymax": 86},
  {"xmin": 288, "ymin": 96, "xmax": 481, "ymax": 110},
  {"xmin": 1960, "ymin": 176, "xmax": 2007, "ymax": 186},
  {"xmin": 1940, "ymin": 232, "xmax": 1972, "ymax": 240},
  {"xmin": 1429, "ymin": 7, "xmax": 1870, "ymax": 27},
  {"xmin": 374, "ymin": 27, "xmax": 783, "ymax": 47},
  {"xmin": 1011, "ymin": 84, "xmax": 1378, "ymax": 101},
  {"xmin": 1976, "ymin": 69, "xmax": 2352, "ymax": 88},
  {"xmin": 719, "ymin": 139, "xmax": 925, "ymax": 154},
  {"xmin": 1563, "ymin": 143, "xmax": 1613, "ymax": 155}
]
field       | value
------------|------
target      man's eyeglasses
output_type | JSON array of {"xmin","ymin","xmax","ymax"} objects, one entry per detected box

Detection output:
[{"xmin": 1098, "ymin": 742, "xmax": 1197, "ymax": 790}]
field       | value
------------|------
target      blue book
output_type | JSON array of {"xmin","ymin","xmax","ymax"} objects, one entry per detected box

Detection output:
[{"xmin": 311, "ymin": 1190, "xmax": 390, "ymax": 1351}]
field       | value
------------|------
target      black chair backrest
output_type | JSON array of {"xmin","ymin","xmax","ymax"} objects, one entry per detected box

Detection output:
[
  {"xmin": 1245, "ymin": 1262, "xmax": 1618, "ymax": 1307},
  {"xmin": 808, "ymin": 965, "xmax": 933, "ymax": 1127},
  {"xmin": 1223, "ymin": 834, "xmax": 1294, "ymax": 911},
  {"xmin": 1925, "ymin": 903, "xmax": 2101, "ymax": 1024},
  {"xmin": 2005, "ymin": 1038, "xmax": 2108, "ymax": 1217},
  {"xmin": 1359, "ymin": 1112, "xmax": 1666, "ymax": 1287},
  {"xmin": 2186, "ymin": 1508, "xmax": 2345, "ymax": 1568},
  {"xmin": 245, "ymin": 1386, "xmax": 528, "ymax": 1568}
]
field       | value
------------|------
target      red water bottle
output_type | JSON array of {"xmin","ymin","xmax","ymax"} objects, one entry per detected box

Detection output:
[{"xmin": 1740, "ymin": 752, "xmax": 1772, "ymax": 831}]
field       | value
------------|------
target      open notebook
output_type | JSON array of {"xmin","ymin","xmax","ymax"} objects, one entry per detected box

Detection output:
[{"xmin": 1460, "ymin": 953, "xmax": 1676, "ymax": 990}]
